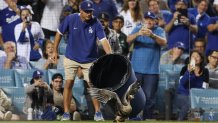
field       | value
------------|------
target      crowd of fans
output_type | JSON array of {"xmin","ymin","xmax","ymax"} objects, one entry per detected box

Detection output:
[{"xmin": 0, "ymin": 0, "xmax": 218, "ymax": 121}]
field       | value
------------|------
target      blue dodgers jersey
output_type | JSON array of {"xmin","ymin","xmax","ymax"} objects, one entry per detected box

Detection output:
[
  {"xmin": 0, "ymin": 7, "xmax": 21, "ymax": 42},
  {"xmin": 58, "ymin": 13, "xmax": 106, "ymax": 63}
]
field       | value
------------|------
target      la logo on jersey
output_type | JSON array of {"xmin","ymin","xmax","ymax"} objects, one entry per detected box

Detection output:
[{"xmin": 89, "ymin": 27, "xmax": 93, "ymax": 33}]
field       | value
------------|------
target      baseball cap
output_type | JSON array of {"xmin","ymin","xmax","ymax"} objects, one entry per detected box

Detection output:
[
  {"xmin": 144, "ymin": 11, "xmax": 156, "ymax": 19},
  {"xmin": 176, "ymin": 0, "xmax": 188, "ymax": 5},
  {"xmin": 174, "ymin": 42, "xmax": 185, "ymax": 50},
  {"xmin": 32, "ymin": 70, "xmax": 44, "ymax": 78},
  {"xmin": 214, "ymin": 0, "xmax": 218, "ymax": 5},
  {"xmin": 113, "ymin": 15, "xmax": 124, "ymax": 22},
  {"xmin": 98, "ymin": 12, "xmax": 109, "ymax": 20},
  {"xmin": 80, "ymin": 0, "xmax": 94, "ymax": 11}
]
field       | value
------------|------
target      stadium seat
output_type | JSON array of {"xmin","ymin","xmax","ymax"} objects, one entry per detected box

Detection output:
[
  {"xmin": 0, "ymin": 69, "xmax": 16, "ymax": 87},
  {"xmin": 14, "ymin": 69, "xmax": 48, "ymax": 87},
  {"xmin": 190, "ymin": 88, "xmax": 218, "ymax": 121},
  {"xmin": 2, "ymin": 87, "xmax": 25, "ymax": 114}
]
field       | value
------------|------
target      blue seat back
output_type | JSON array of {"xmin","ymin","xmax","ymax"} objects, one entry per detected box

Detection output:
[
  {"xmin": 2, "ymin": 87, "xmax": 25, "ymax": 114},
  {"xmin": 0, "ymin": 69, "xmax": 15, "ymax": 87},
  {"xmin": 190, "ymin": 88, "xmax": 218, "ymax": 109}
]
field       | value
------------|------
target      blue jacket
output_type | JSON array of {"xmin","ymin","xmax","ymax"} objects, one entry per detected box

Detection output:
[{"xmin": 177, "ymin": 67, "xmax": 209, "ymax": 96}]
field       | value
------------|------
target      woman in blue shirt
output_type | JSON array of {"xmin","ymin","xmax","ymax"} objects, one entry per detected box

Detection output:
[{"xmin": 175, "ymin": 50, "xmax": 209, "ymax": 120}]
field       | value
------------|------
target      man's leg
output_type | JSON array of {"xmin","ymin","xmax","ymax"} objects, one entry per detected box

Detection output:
[
  {"xmin": 82, "ymin": 62, "xmax": 104, "ymax": 121},
  {"xmin": 63, "ymin": 80, "xmax": 74, "ymax": 113},
  {"xmin": 62, "ymin": 57, "xmax": 78, "ymax": 121}
]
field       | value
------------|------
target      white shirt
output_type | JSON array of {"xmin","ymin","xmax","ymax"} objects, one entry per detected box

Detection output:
[
  {"xmin": 120, "ymin": 10, "xmax": 141, "ymax": 35},
  {"xmin": 14, "ymin": 21, "xmax": 44, "ymax": 61},
  {"xmin": 40, "ymin": 0, "xmax": 65, "ymax": 31}
]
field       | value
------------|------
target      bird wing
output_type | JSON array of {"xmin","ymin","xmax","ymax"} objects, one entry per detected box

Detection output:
[
  {"xmin": 122, "ymin": 80, "xmax": 141, "ymax": 105},
  {"xmin": 88, "ymin": 88, "xmax": 118, "ymax": 104}
]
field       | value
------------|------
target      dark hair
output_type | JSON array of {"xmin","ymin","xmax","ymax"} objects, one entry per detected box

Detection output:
[
  {"xmin": 50, "ymin": 73, "xmax": 64, "ymax": 93},
  {"xmin": 189, "ymin": 50, "xmax": 205, "ymax": 74},
  {"xmin": 52, "ymin": 73, "xmax": 64, "ymax": 81},
  {"xmin": 208, "ymin": 50, "xmax": 218, "ymax": 56},
  {"xmin": 148, "ymin": 0, "xmax": 159, "ymax": 6},
  {"xmin": 194, "ymin": 38, "xmax": 206, "ymax": 47}
]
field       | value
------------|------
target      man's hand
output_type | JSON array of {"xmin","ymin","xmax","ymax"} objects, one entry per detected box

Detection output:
[
  {"xmin": 6, "ymin": 52, "xmax": 16, "ymax": 62},
  {"xmin": 51, "ymin": 51, "xmax": 58, "ymax": 64},
  {"xmin": 140, "ymin": 28, "xmax": 153, "ymax": 37},
  {"xmin": 180, "ymin": 16, "xmax": 190, "ymax": 26},
  {"xmin": 33, "ymin": 43, "xmax": 40, "ymax": 50}
]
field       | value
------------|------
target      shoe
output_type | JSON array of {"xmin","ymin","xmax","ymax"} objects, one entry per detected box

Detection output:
[
  {"xmin": 73, "ymin": 111, "xmax": 81, "ymax": 121},
  {"xmin": 3, "ymin": 111, "xmax": 12, "ymax": 120},
  {"xmin": 61, "ymin": 112, "xmax": 71, "ymax": 121},
  {"xmin": 94, "ymin": 112, "xmax": 104, "ymax": 121}
]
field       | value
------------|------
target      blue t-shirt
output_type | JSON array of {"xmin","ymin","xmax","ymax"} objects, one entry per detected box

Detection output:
[
  {"xmin": 206, "ymin": 16, "xmax": 218, "ymax": 55},
  {"xmin": 58, "ymin": 13, "xmax": 106, "ymax": 63},
  {"xmin": 130, "ymin": 24, "xmax": 166, "ymax": 74},
  {"xmin": 0, "ymin": 7, "xmax": 21, "ymax": 42},
  {"xmin": 188, "ymin": 8, "xmax": 210, "ymax": 39},
  {"xmin": 165, "ymin": 12, "xmax": 196, "ymax": 51}
]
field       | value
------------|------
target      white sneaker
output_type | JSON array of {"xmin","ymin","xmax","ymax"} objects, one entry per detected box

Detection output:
[
  {"xmin": 3, "ymin": 111, "xmax": 12, "ymax": 120},
  {"xmin": 73, "ymin": 111, "xmax": 81, "ymax": 121},
  {"xmin": 94, "ymin": 112, "xmax": 104, "ymax": 121}
]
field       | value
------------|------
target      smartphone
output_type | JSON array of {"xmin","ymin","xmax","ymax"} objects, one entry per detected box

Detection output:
[{"xmin": 190, "ymin": 59, "xmax": 196, "ymax": 68}]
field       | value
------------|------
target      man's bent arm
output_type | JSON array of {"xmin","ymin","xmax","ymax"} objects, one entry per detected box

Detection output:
[{"xmin": 101, "ymin": 38, "xmax": 112, "ymax": 54}]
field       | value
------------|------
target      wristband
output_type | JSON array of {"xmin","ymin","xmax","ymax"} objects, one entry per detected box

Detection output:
[{"xmin": 150, "ymin": 33, "xmax": 156, "ymax": 39}]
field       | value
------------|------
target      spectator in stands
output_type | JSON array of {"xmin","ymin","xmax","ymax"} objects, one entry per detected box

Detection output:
[
  {"xmin": 40, "ymin": 0, "xmax": 66, "ymax": 39},
  {"xmin": 98, "ymin": 12, "xmax": 122, "ymax": 56},
  {"xmin": 205, "ymin": 50, "xmax": 218, "ymax": 88},
  {"xmin": 148, "ymin": 0, "xmax": 171, "ymax": 28},
  {"xmin": 206, "ymin": 0, "xmax": 218, "ymax": 56},
  {"xmin": 113, "ymin": 0, "xmax": 124, "ymax": 12},
  {"xmin": 0, "ymin": 89, "xmax": 20, "ymax": 120},
  {"xmin": 127, "ymin": 11, "xmax": 167, "ymax": 120},
  {"xmin": 165, "ymin": 0, "xmax": 198, "ymax": 52},
  {"xmin": 49, "ymin": 73, "xmax": 80, "ymax": 120},
  {"xmin": 0, "ymin": 0, "xmax": 21, "ymax": 47},
  {"xmin": 60, "ymin": 0, "xmax": 82, "ymax": 23},
  {"xmin": 120, "ymin": 0, "xmax": 143, "ymax": 59},
  {"xmin": 206, "ymin": 50, "xmax": 218, "ymax": 72},
  {"xmin": 23, "ymin": 70, "xmax": 52, "ymax": 119},
  {"xmin": 15, "ymin": 5, "xmax": 44, "ymax": 62},
  {"xmin": 0, "ymin": 41, "xmax": 30, "ymax": 69},
  {"xmin": 52, "ymin": 1, "xmax": 112, "ymax": 121},
  {"xmin": 188, "ymin": 0, "xmax": 210, "ymax": 39},
  {"xmin": 112, "ymin": 15, "xmax": 129, "ymax": 56},
  {"xmin": 209, "ymin": 0, "xmax": 218, "ymax": 16},
  {"xmin": 33, "ymin": 39, "xmax": 63, "ymax": 70},
  {"xmin": 176, "ymin": 50, "xmax": 209, "ymax": 120},
  {"xmin": 120, "ymin": 0, "xmax": 143, "ymax": 35},
  {"xmin": 92, "ymin": 0, "xmax": 118, "ymax": 26},
  {"xmin": 160, "ymin": 41, "xmax": 185, "ymax": 64},
  {"xmin": 140, "ymin": 0, "xmax": 169, "ymax": 16},
  {"xmin": 184, "ymin": 38, "xmax": 207, "ymax": 65},
  {"xmin": 194, "ymin": 38, "xmax": 206, "ymax": 55}
]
